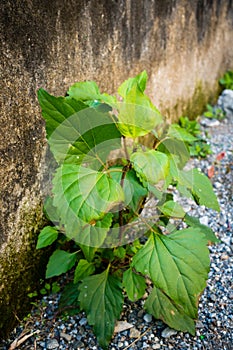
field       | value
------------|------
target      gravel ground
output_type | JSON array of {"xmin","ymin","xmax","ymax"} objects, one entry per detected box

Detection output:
[{"xmin": 1, "ymin": 93, "xmax": 233, "ymax": 350}]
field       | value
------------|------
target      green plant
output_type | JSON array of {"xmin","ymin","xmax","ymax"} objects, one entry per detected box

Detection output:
[
  {"xmin": 37, "ymin": 71, "xmax": 219, "ymax": 349},
  {"xmin": 204, "ymin": 103, "xmax": 225, "ymax": 120},
  {"xmin": 179, "ymin": 116, "xmax": 201, "ymax": 136},
  {"xmin": 175, "ymin": 116, "xmax": 212, "ymax": 158},
  {"xmin": 27, "ymin": 281, "xmax": 60, "ymax": 298},
  {"xmin": 188, "ymin": 140, "xmax": 212, "ymax": 158},
  {"xmin": 219, "ymin": 70, "xmax": 233, "ymax": 90}
]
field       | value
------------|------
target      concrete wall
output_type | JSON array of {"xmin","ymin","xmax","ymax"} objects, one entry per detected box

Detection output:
[{"xmin": 0, "ymin": 0, "xmax": 232, "ymax": 337}]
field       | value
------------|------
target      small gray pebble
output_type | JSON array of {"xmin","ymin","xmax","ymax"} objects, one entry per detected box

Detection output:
[
  {"xmin": 47, "ymin": 339, "xmax": 59, "ymax": 349},
  {"xmin": 210, "ymin": 294, "xmax": 217, "ymax": 302},
  {"xmin": 79, "ymin": 317, "xmax": 87, "ymax": 326},
  {"xmin": 143, "ymin": 313, "xmax": 152, "ymax": 323},
  {"xmin": 129, "ymin": 327, "xmax": 141, "ymax": 338},
  {"xmin": 161, "ymin": 327, "xmax": 177, "ymax": 338},
  {"xmin": 152, "ymin": 345, "xmax": 161, "ymax": 349},
  {"xmin": 221, "ymin": 237, "xmax": 231, "ymax": 246},
  {"xmin": 199, "ymin": 216, "xmax": 209, "ymax": 225},
  {"xmin": 214, "ymin": 182, "xmax": 222, "ymax": 189},
  {"xmin": 137, "ymin": 309, "xmax": 144, "ymax": 318},
  {"xmin": 73, "ymin": 340, "xmax": 85, "ymax": 348},
  {"xmin": 196, "ymin": 320, "xmax": 204, "ymax": 328},
  {"xmin": 118, "ymin": 341, "xmax": 124, "ymax": 348}
]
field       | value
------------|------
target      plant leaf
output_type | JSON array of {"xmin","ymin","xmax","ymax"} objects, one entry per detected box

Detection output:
[
  {"xmin": 79, "ymin": 244, "xmax": 97, "ymax": 262},
  {"xmin": 158, "ymin": 138, "xmax": 190, "ymax": 170},
  {"xmin": 167, "ymin": 124, "xmax": 197, "ymax": 142},
  {"xmin": 158, "ymin": 200, "xmax": 185, "ymax": 218},
  {"xmin": 118, "ymin": 70, "xmax": 148, "ymax": 97},
  {"xmin": 130, "ymin": 150, "xmax": 169, "ymax": 185},
  {"xmin": 184, "ymin": 214, "xmax": 219, "ymax": 243},
  {"xmin": 74, "ymin": 259, "xmax": 95, "ymax": 283},
  {"xmin": 132, "ymin": 229, "xmax": 210, "ymax": 319},
  {"xmin": 38, "ymin": 89, "xmax": 121, "ymax": 165},
  {"xmin": 145, "ymin": 286, "xmax": 195, "ymax": 334},
  {"xmin": 43, "ymin": 196, "xmax": 60, "ymax": 224},
  {"xmin": 67, "ymin": 81, "xmax": 117, "ymax": 107},
  {"xmin": 179, "ymin": 169, "xmax": 220, "ymax": 211},
  {"xmin": 123, "ymin": 268, "xmax": 146, "ymax": 301},
  {"xmin": 52, "ymin": 164, "xmax": 124, "ymax": 245},
  {"xmin": 37, "ymin": 88, "xmax": 87, "ymax": 138},
  {"xmin": 78, "ymin": 268, "xmax": 123, "ymax": 349},
  {"xmin": 67, "ymin": 81, "xmax": 101, "ymax": 101},
  {"xmin": 110, "ymin": 167, "xmax": 148, "ymax": 213},
  {"xmin": 36, "ymin": 226, "xmax": 58, "ymax": 249},
  {"xmin": 113, "ymin": 246, "xmax": 126, "ymax": 259},
  {"xmin": 46, "ymin": 250, "xmax": 77, "ymax": 278},
  {"xmin": 59, "ymin": 282, "xmax": 80, "ymax": 315},
  {"xmin": 75, "ymin": 213, "xmax": 113, "ymax": 249},
  {"xmin": 117, "ymin": 86, "xmax": 162, "ymax": 137}
]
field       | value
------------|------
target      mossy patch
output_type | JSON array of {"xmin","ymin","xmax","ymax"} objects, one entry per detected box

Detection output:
[
  {"xmin": 162, "ymin": 81, "xmax": 222, "ymax": 122},
  {"xmin": 0, "ymin": 201, "xmax": 50, "ymax": 338}
]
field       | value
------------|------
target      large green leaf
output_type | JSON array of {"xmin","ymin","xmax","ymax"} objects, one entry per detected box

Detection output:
[
  {"xmin": 158, "ymin": 138, "xmax": 190, "ymax": 169},
  {"xmin": 46, "ymin": 249, "xmax": 77, "ymax": 278},
  {"xmin": 38, "ymin": 89, "xmax": 121, "ymax": 165},
  {"xmin": 145, "ymin": 287, "xmax": 195, "ymax": 334},
  {"xmin": 132, "ymin": 229, "xmax": 210, "ymax": 319},
  {"xmin": 37, "ymin": 88, "xmax": 87, "ymax": 138},
  {"xmin": 78, "ymin": 268, "xmax": 123, "ymax": 349},
  {"xmin": 36, "ymin": 226, "xmax": 58, "ymax": 249},
  {"xmin": 118, "ymin": 70, "xmax": 148, "ymax": 98},
  {"xmin": 53, "ymin": 164, "xmax": 124, "ymax": 223},
  {"xmin": 179, "ymin": 169, "xmax": 220, "ymax": 211},
  {"xmin": 52, "ymin": 164, "xmax": 123, "ymax": 246},
  {"xmin": 117, "ymin": 93, "xmax": 162, "ymax": 138},
  {"xmin": 123, "ymin": 268, "xmax": 146, "ymax": 301},
  {"xmin": 130, "ymin": 150, "xmax": 169, "ymax": 185}
]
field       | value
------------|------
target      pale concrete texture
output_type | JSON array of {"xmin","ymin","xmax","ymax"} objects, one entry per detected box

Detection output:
[{"xmin": 0, "ymin": 0, "xmax": 232, "ymax": 337}]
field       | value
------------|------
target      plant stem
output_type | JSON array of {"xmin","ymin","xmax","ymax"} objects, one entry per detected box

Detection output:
[
  {"xmin": 118, "ymin": 163, "xmax": 130, "ymax": 242},
  {"xmin": 123, "ymin": 136, "xmax": 130, "ymax": 160},
  {"xmin": 153, "ymin": 136, "xmax": 170, "ymax": 149}
]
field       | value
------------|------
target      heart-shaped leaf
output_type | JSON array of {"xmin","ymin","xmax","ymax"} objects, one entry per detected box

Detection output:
[
  {"xmin": 52, "ymin": 164, "xmax": 124, "ymax": 246},
  {"xmin": 38, "ymin": 89, "xmax": 121, "ymax": 165}
]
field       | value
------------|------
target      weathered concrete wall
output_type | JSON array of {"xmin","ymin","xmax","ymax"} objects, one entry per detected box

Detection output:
[{"xmin": 0, "ymin": 0, "xmax": 233, "ymax": 338}]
